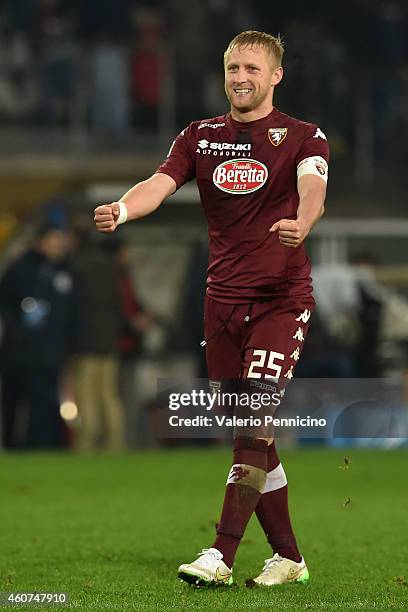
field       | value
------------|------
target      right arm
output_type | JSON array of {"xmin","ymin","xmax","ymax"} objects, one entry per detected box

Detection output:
[{"xmin": 94, "ymin": 173, "xmax": 176, "ymax": 233}]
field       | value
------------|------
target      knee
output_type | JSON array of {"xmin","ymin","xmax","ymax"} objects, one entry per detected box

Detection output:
[{"xmin": 226, "ymin": 463, "xmax": 266, "ymax": 492}]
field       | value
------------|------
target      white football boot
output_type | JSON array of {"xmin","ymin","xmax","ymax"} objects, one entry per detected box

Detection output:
[
  {"xmin": 248, "ymin": 553, "xmax": 309, "ymax": 586},
  {"xmin": 178, "ymin": 547, "xmax": 234, "ymax": 587}
]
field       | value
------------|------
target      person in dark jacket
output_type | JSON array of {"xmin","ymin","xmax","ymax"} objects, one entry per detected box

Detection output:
[
  {"xmin": 0, "ymin": 225, "xmax": 77, "ymax": 449},
  {"xmin": 72, "ymin": 229, "xmax": 124, "ymax": 451}
]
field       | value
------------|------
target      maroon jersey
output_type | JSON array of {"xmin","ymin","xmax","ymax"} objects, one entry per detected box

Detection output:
[{"xmin": 156, "ymin": 108, "xmax": 329, "ymax": 303}]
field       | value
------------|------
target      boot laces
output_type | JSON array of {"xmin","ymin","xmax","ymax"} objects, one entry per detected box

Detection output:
[
  {"xmin": 197, "ymin": 548, "xmax": 223, "ymax": 568},
  {"xmin": 261, "ymin": 554, "xmax": 284, "ymax": 574}
]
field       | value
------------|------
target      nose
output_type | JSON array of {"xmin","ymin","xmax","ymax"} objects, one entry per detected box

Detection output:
[{"xmin": 234, "ymin": 67, "xmax": 248, "ymax": 83}]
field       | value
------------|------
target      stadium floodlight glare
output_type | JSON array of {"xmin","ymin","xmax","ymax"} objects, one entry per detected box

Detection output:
[{"xmin": 60, "ymin": 401, "xmax": 79, "ymax": 422}]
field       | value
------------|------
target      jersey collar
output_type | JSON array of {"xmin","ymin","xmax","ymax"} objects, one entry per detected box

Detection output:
[{"xmin": 226, "ymin": 107, "xmax": 279, "ymax": 130}]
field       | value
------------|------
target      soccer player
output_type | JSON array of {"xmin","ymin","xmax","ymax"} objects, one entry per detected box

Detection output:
[{"xmin": 94, "ymin": 30, "xmax": 329, "ymax": 587}]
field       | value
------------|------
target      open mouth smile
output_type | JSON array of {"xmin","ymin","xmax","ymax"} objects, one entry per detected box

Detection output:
[{"xmin": 233, "ymin": 88, "xmax": 253, "ymax": 95}]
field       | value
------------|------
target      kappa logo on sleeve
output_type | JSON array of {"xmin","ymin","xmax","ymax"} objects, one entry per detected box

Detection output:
[
  {"xmin": 268, "ymin": 128, "xmax": 288, "ymax": 146},
  {"xmin": 313, "ymin": 127, "xmax": 327, "ymax": 140}
]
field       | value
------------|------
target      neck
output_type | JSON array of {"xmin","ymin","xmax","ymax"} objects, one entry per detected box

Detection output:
[{"xmin": 230, "ymin": 101, "xmax": 274, "ymax": 123}]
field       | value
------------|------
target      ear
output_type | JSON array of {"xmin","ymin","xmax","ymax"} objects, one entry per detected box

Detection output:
[{"xmin": 271, "ymin": 66, "xmax": 283, "ymax": 87}]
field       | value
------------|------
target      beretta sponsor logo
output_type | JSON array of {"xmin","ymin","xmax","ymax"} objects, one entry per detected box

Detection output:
[{"xmin": 213, "ymin": 159, "xmax": 268, "ymax": 194}]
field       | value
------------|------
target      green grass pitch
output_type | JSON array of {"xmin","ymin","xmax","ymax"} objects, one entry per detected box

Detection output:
[{"xmin": 0, "ymin": 448, "xmax": 407, "ymax": 611}]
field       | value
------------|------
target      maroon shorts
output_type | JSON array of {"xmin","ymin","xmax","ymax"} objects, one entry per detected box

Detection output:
[{"xmin": 204, "ymin": 295, "xmax": 315, "ymax": 383}]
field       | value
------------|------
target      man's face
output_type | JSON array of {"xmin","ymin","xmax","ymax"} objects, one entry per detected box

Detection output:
[
  {"xmin": 38, "ymin": 230, "xmax": 69, "ymax": 262},
  {"xmin": 224, "ymin": 44, "xmax": 282, "ymax": 115}
]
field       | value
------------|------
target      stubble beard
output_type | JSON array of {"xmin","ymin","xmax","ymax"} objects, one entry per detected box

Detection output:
[{"xmin": 226, "ymin": 85, "xmax": 270, "ymax": 115}]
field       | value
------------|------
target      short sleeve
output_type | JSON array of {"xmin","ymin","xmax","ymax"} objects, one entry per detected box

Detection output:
[
  {"xmin": 155, "ymin": 124, "xmax": 196, "ymax": 189},
  {"xmin": 296, "ymin": 124, "xmax": 330, "ymax": 166}
]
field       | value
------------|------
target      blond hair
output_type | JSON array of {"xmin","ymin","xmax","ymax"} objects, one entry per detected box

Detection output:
[{"xmin": 224, "ymin": 30, "xmax": 284, "ymax": 67}]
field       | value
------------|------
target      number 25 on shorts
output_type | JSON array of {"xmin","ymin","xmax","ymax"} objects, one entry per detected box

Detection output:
[{"xmin": 247, "ymin": 349, "xmax": 285, "ymax": 381}]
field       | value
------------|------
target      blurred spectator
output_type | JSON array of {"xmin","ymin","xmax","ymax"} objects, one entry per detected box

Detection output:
[
  {"xmin": 33, "ymin": 0, "xmax": 77, "ymax": 125},
  {"xmin": 302, "ymin": 256, "xmax": 408, "ymax": 379},
  {"xmin": 72, "ymin": 225, "xmax": 125, "ymax": 451},
  {"xmin": 177, "ymin": 240, "xmax": 208, "ymax": 377},
  {"xmin": 371, "ymin": 1, "xmax": 407, "ymax": 159},
  {"xmin": 5, "ymin": 0, "xmax": 37, "ymax": 34},
  {"xmin": 130, "ymin": 11, "xmax": 162, "ymax": 129},
  {"xmin": 79, "ymin": 0, "xmax": 132, "ymax": 134},
  {"xmin": 299, "ymin": 264, "xmax": 360, "ymax": 378},
  {"xmin": 90, "ymin": 42, "xmax": 130, "ymax": 134},
  {"xmin": 0, "ymin": 224, "xmax": 76, "ymax": 449},
  {"xmin": 80, "ymin": 0, "xmax": 132, "ymax": 40},
  {"xmin": 351, "ymin": 254, "xmax": 384, "ymax": 377},
  {"xmin": 0, "ymin": 208, "xmax": 18, "ymax": 249},
  {"xmin": 0, "ymin": 30, "xmax": 36, "ymax": 121},
  {"xmin": 110, "ymin": 238, "xmax": 153, "ymax": 447},
  {"xmin": 166, "ymin": 0, "xmax": 209, "ymax": 125}
]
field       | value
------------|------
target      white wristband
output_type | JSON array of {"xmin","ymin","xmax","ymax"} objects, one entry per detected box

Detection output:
[{"xmin": 117, "ymin": 201, "xmax": 128, "ymax": 225}]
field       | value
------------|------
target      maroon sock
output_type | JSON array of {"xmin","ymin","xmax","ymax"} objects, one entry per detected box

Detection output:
[
  {"xmin": 212, "ymin": 437, "xmax": 268, "ymax": 568},
  {"xmin": 255, "ymin": 441, "xmax": 301, "ymax": 563}
]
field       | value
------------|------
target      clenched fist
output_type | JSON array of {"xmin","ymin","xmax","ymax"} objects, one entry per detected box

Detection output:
[
  {"xmin": 269, "ymin": 218, "xmax": 309, "ymax": 248},
  {"xmin": 94, "ymin": 202, "xmax": 121, "ymax": 233}
]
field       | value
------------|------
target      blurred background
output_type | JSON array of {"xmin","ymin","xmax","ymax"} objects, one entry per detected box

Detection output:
[{"xmin": 0, "ymin": 0, "xmax": 407, "ymax": 451}]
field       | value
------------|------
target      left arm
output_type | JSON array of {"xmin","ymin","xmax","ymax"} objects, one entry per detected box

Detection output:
[{"xmin": 270, "ymin": 174, "xmax": 327, "ymax": 248}]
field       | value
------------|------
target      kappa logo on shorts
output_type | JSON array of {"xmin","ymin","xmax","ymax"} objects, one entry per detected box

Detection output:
[
  {"xmin": 284, "ymin": 366, "xmax": 294, "ymax": 379},
  {"xmin": 268, "ymin": 128, "xmax": 288, "ymax": 146},
  {"xmin": 290, "ymin": 347, "xmax": 300, "ymax": 361},
  {"xmin": 213, "ymin": 159, "xmax": 268, "ymax": 194},
  {"xmin": 296, "ymin": 309, "xmax": 311, "ymax": 323}
]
